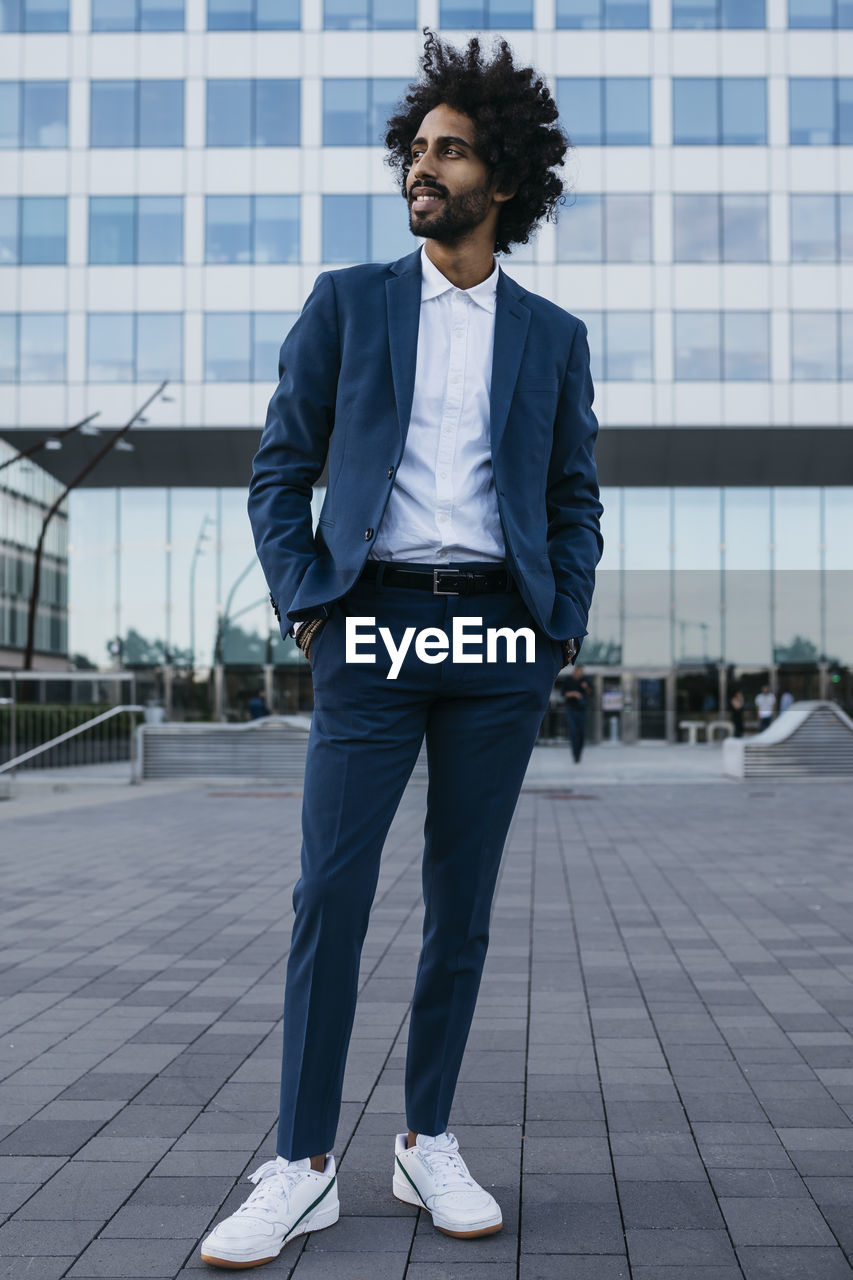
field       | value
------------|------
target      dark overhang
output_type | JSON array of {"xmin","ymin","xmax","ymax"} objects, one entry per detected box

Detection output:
[{"xmin": 2, "ymin": 427, "xmax": 852, "ymax": 489}]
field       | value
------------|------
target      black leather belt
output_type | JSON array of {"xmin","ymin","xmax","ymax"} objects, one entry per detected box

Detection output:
[{"xmin": 359, "ymin": 561, "xmax": 516, "ymax": 597}]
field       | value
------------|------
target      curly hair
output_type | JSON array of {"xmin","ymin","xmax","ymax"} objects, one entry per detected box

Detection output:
[{"xmin": 384, "ymin": 29, "xmax": 570, "ymax": 256}]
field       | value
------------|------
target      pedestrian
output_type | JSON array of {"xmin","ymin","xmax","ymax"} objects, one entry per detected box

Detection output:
[
  {"xmin": 247, "ymin": 689, "xmax": 270, "ymax": 719},
  {"xmin": 563, "ymin": 663, "xmax": 592, "ymax": 763},
  {"xmin": 779, "ymin": 689, "xmax": 794, "ymax": 714},
  {"xmin": 755, "ymin": 683, "xmax": 776, "ymax": 732},
  {"xmin": 729, "ymin": 688, "xmax": 745, "ymax": 738},
  {"xmin": 200, "ymin": 29, "xmax": 603, "ymax": 1270}
]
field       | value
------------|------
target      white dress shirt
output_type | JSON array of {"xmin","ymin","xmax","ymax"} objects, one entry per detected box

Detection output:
[{"xmin": 369, "ymin": 244, "xmax": 506, "ymax": 565}]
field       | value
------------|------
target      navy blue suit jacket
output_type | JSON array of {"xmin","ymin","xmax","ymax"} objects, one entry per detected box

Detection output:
[{"xmin": 248, "ymin": 247, "xmax": 604, "ymax": 651}]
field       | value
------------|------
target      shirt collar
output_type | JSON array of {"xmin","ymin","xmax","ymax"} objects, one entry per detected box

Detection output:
[{"xmin": 420, "ymin": 243, "xmax": 499, "ymax": 313}]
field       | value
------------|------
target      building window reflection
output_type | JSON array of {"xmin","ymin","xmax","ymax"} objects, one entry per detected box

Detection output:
[
  {"xmin": 0, "ymin": 82, "xmax": 68, "ymax": 149},
  {"xmin": 322, "ymin": 78, "xmax": 409, "ymax": 146},
  {"xmin": 674, "ymin": 194, "xmax": 768, "ymax": 261},
  {"xmin": 323, "ymin": 0, "xmax": 416, "ymax": 27},
  {"xmin": 90, "ymin": 80, "xmax": 184, "ymax": 148},
  {"xmin": 673, "ymin": 0, "xmax": 764, "ymax": 25},
  {"xmin": 87, "ymin": 313, "xmax": 183, "ymax": 382},
  {"xmin": 790, "ymin": 79, "xmax": 853, "ymax": 145},
  {"xmin": 0, "ymin": 197, "xmax": 66, "ymax": 265},
  {"xmin": 89, "ymin": 196, "xmax": 183, "ymax": 265},
  {"xmin": 557, "ymin": 77, "xmax": 651, "ymax": 145},
  {"xmin": 0, "ymin": 314, "xmax": 66, "ymax": 382},
  {"xmin": 205, "ymin": 196, "xmax": 300, "ymax": 264},
  {"xmin": 91, "ymin": 0, "xmax": 184, "ymax": 30},
  {"xmin": 207, "ymin": 0, "xmax": 299, "ymax": 27},
  {"xmin": 790, "ymin": 195, "xmax": 853, "ymax": 260},
  {"xmin": 558, "ymin": 194, "xmax": 652, "ymax": 262},
  {"xmin": 789, "ymin": 0, "xmax": 853, "ymax": 27},
  {"xmin": 321, "ymin": 194, "xmax": 414, "ymax": 264},
  {"xmin": 204, "ymin": 312, "xmax": 298, "ymax": 382},
  {"xmin": 556, "ymin": 0, "xmax": 649, "ymax": 27},
  {"xmin": 673, "ymin": 78, "xmax": 767, "ymax": 145},
  {"xmin": 206, "ymin": 79, "xmax": 300, "ymax": 147},
  {"xmin": 675, "ymin": 311, "xmax": 769, "ymax": 381},
  {"xmin": 440, "ymin": 0, "xmax": 534, "ymax": 27},
  {"xmin": 791, "ymin": 312, "xmax": 849, "ymax": 380}
]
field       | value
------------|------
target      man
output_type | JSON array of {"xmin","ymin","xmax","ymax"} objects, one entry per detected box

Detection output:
[
  {"xmin": 562, "ymin": 662, "xmax": 592, "ymax": 764},
  {"xmin": 755, "ymin": 683, "xmax": 776, "ymax": 732},
  {"xmin": 200, "ymin": 30, "xmax": 603, "ymax": 1270}
]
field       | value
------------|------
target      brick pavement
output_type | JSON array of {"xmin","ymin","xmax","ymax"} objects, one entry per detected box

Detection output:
[{"xmin": 1, "ymin": 765, "xmax": 852, "ymax": 1279}]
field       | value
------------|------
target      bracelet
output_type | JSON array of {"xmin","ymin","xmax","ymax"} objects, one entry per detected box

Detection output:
[{"xmin": 295, "ymin": 617, "xmax": 326, "ymax": 659}]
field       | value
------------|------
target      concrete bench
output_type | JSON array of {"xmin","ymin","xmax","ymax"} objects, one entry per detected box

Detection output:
[
  {"xmin": 707, "ymin": 721, "xmax": 734, "ymax": 741},
  {"xmin": 679, "ymin": 720, "xmax": 705, "ymax": 745}
]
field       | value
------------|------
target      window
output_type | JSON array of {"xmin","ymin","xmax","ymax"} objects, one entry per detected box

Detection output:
[
  {"xmin": 557, "ymin": 78, "xmax": 651, "ymax": 145},
  {"xmin": 207, "ymin": 0, "xmax": 299, "ymax": 27},
  {"xmin": 206, "ymin": 80, "xmax": 300, "ymax": 147},
  {"xmin": 0, "ymin": 314, "xmax": 65, "ymax": 382},
  {"xmin": 322, "ymin": 79, "xmax": 409, "ymax": 146},
  {"xmin": 557, "ymin": 194, "xmax": 651, "ymax": 261},
  {"xmin": 91, "ymin": 0, "xmax": 184, "ymax": 29},
  {"xmin": 673, "ymin": 0, "xmax": 764, "ymax": 25},
  {"xmin": 791, "ymin": 195, "xmax": 837, "ymax": 260},
  {"xmin": 90, "ymin": 81, "xmax": 184, "ymax": 147},
  {"xmin": 673, "ymin": 194, "xmax": 768, "ymax": 261},
  {"xmin": 605, "ymin": 312, "xmax": 653, "ymax": 379},
  {"xmin": 203, "ymin": 313, "xmax": 299, "ymax": 381},
  {"xmin": 556, "ymin": 0, "xmax": 648, "ymax": 27},
  {"xmin": 723, "ymin": 312, "xmax": 770, "ymax": 380},
  {"xmin": 791, "ymin": 312, "xmax": 842, "ymax": 380},
  {"xmin": 0, "ymin": 82, "xmax": 68, "ymax": 148},
  {"xmin": 673, "ymin": 78, "xmax": 766, "ymax": 145},
  {"xmin": 790, "ymin": 79, "xmax": 853, "ymax": 145},
  {"xmin": 571, "ymin": 312, "xmax": 652, "ymax": 381},
  {"xmin": 0, "ymin": 0, "xmax": 68, "ymax": 29},
  {"xmin": 88, "ymin": 313, "xmax": 183, "ymax": 382},
  {"xmin": 789, "ymin": 0, "xmax": 853, "ymax": 27},
  {"xmin": 324, "ymin": 0, "xmax": 416, "ymax": 26},
  {"xmin": 322, "ymin": 195, "xmax": 415, "ymax": 263},
  {"xmin": 675, "ymin": 312, "xmax": 769, "ymax": 380},
  {"xmin": 439, "ymin": 0, "xmax": 533, "ymax": 26},
  {"xmin": 205, "ymin": 196, "xmax": 300, "ymax": 263},
  {"xmin": 89, "ymin": 196, "xmax": 183, "ymax": 264},
  {"xmin": 0, "ymin": 197, "xmax": 66, "ymax": 264}
]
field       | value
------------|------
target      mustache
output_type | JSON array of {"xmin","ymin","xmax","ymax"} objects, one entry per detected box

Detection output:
[{"xmin": 409, "ymin": 181, "xmax": 447, "ymax": 200}]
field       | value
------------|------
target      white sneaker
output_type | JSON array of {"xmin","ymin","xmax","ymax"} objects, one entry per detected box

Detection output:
[
  {"xmin": 200, "ymin": 1154, "xmax": 339, "ymax": 1269},
  {"xmin": 393, "ymin": 1131, "xmax": 502, "ymax": 1238}
]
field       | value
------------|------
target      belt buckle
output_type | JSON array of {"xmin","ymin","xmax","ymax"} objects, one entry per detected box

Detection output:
[{"xmin": 433, "ymin": 568, "xmax": 464, "ymax": 595}]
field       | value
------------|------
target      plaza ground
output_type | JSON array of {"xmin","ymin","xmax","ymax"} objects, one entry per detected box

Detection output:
[{"xmin": 1, "ymin": 744, "xmax": 852, "ymax": 1279}]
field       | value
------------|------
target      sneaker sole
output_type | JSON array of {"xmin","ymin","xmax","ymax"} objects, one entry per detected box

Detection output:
[
  {"xmin": 392, "ymin": 1173, "xmax": 503, "ymax": 1238},
  {"xmin": 200, "ymin": 1200, "xmax": 339, "ymax": 1269}
]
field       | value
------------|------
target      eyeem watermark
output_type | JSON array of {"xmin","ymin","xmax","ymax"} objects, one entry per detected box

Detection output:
[{"xmin": 345, "ymin": 616, "xmax": 537, "ymax": 681}]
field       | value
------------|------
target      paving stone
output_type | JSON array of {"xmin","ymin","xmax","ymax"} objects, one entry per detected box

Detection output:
[
  {"xmin": 13, "ymin": 1160, "xmax": 151, "ymax": 1220},
  {"xmin": 0, "ymin": 1217, "xmax": 103, "ymax": 1253},
  {"xmin": 735, "ymin": 1246, "xmax": 853, "ymax": 1279},
  {"xmin": 718, "ymin": 1195, "xmax": 836, "ymax": 1246},
  {"xmin": 66, "ymin": 1235, "xmax": 195, "ymax": 1276}
]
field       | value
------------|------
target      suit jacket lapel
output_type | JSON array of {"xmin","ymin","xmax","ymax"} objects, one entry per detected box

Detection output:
[
  {"xmin": 489, "ymin": 271, "xmax": 530, "ymax": 461},
  {"xmin": 386, "ymin": 250, "xmax": 422, "ymax": 452}
]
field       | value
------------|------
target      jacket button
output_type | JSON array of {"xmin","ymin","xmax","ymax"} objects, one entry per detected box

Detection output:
[
  {"xmin": 387, "ymin": 467, "xmax": 394, "ymax": 478},
  {"xmin": 364, "ymin": 528, "xmax": 373, "ymax": 540}
]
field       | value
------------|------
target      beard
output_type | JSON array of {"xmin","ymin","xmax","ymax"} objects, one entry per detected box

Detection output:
[{"xmin": 407, "ymin": 180, "xmax": 493, "ymax": 244}]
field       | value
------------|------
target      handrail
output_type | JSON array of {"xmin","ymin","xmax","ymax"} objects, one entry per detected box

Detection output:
[{"xmin": 0, "ymin": 705, "xmax": 144, "ymax": 776}]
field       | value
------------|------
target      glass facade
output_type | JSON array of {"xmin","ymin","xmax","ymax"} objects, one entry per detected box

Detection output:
[
  {"xmin": 91, "ymin": 0, "xmax": 184, "ymax": 30},
  {"xmin": 207, "ymin": 0, "xmax": 299, "ymax": 28},
  {"xmin": 674, "ymin": 78, "xmax": 767, "ymax": 145},
  {"xmin": 0, "ymin": 0, "xmax": 68, "ymax": 30},
  {"xmin": 0, "ymin": 442, "xmax": 68, "ymax": 660},
  {"xmin": 0, "ymin": 82, "xmax": 68, "ymax": 149},
  {"xmin": 206, "ymin": 80, "xmax": 300, "ymax": 148},
  {"xmin": 673, "ymin": 0, "xmax": 765, "ymax": 25},
  {"xmin": 557, "ymin": 78, "xmax": 651, "ymax": 145},
  {"xmin": 790, "ymin": 79, "xmax": 853, "ymax": 145},
  {"xmin": 90, "ymin": 81, "xmax": 184, "ymax": 148},
  {"xmin": 556, "ymin": 0, "xmax": 649, "ymax": 27},
  {"xmin": 323, "ymin": 0, "xmax": 415, "ymax": 27}
]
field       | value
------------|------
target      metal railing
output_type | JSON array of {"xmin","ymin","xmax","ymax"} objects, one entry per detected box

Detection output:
[
  {"xmin": 0, "ymin": 672, "xmax": 140, "ymax": 775},
  {"xmin": 0, "ymin": 704, "xmax": 144, "ymax": 781}
]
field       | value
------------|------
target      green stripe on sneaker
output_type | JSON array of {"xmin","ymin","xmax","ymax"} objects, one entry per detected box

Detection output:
[
  {"xmin": 395, "ymin": 1155, "xmax": 428, "ymax": 1207},
  {"xmin": 284, "ymin": 1173, "xmax": 336, "ymax": 1239}
]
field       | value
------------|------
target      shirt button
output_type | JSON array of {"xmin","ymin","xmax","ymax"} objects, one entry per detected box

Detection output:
[
  {"xmin": 364, "ymin": 528, "xmax": 373, "ymax": 540},
  {"xmin": 387, "ymin": 467, "xmax": 394, "ymax": 478}
]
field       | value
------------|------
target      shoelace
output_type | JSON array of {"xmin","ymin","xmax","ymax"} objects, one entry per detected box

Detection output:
[
  {"xmin": 237, "ymin": 1159, "xmax": 307, "ymax": 1220},
  {"xmin": 417, "ymin": 1133, "xmax": 477, "ymax": 1194}
]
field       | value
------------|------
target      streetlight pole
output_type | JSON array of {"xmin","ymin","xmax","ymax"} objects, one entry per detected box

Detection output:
[
  {"xmin": 188, "ymin": 513, "xmax": 214, "ymax": 678},
  {"xmin": 23, "ymin": 382, "xmax": 170, "ymax": 671}
]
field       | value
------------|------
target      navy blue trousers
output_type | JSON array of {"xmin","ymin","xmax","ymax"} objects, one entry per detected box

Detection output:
[{"xmin": 276, "ymin": 564, "xmax": 564, "ymax": 1160}]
